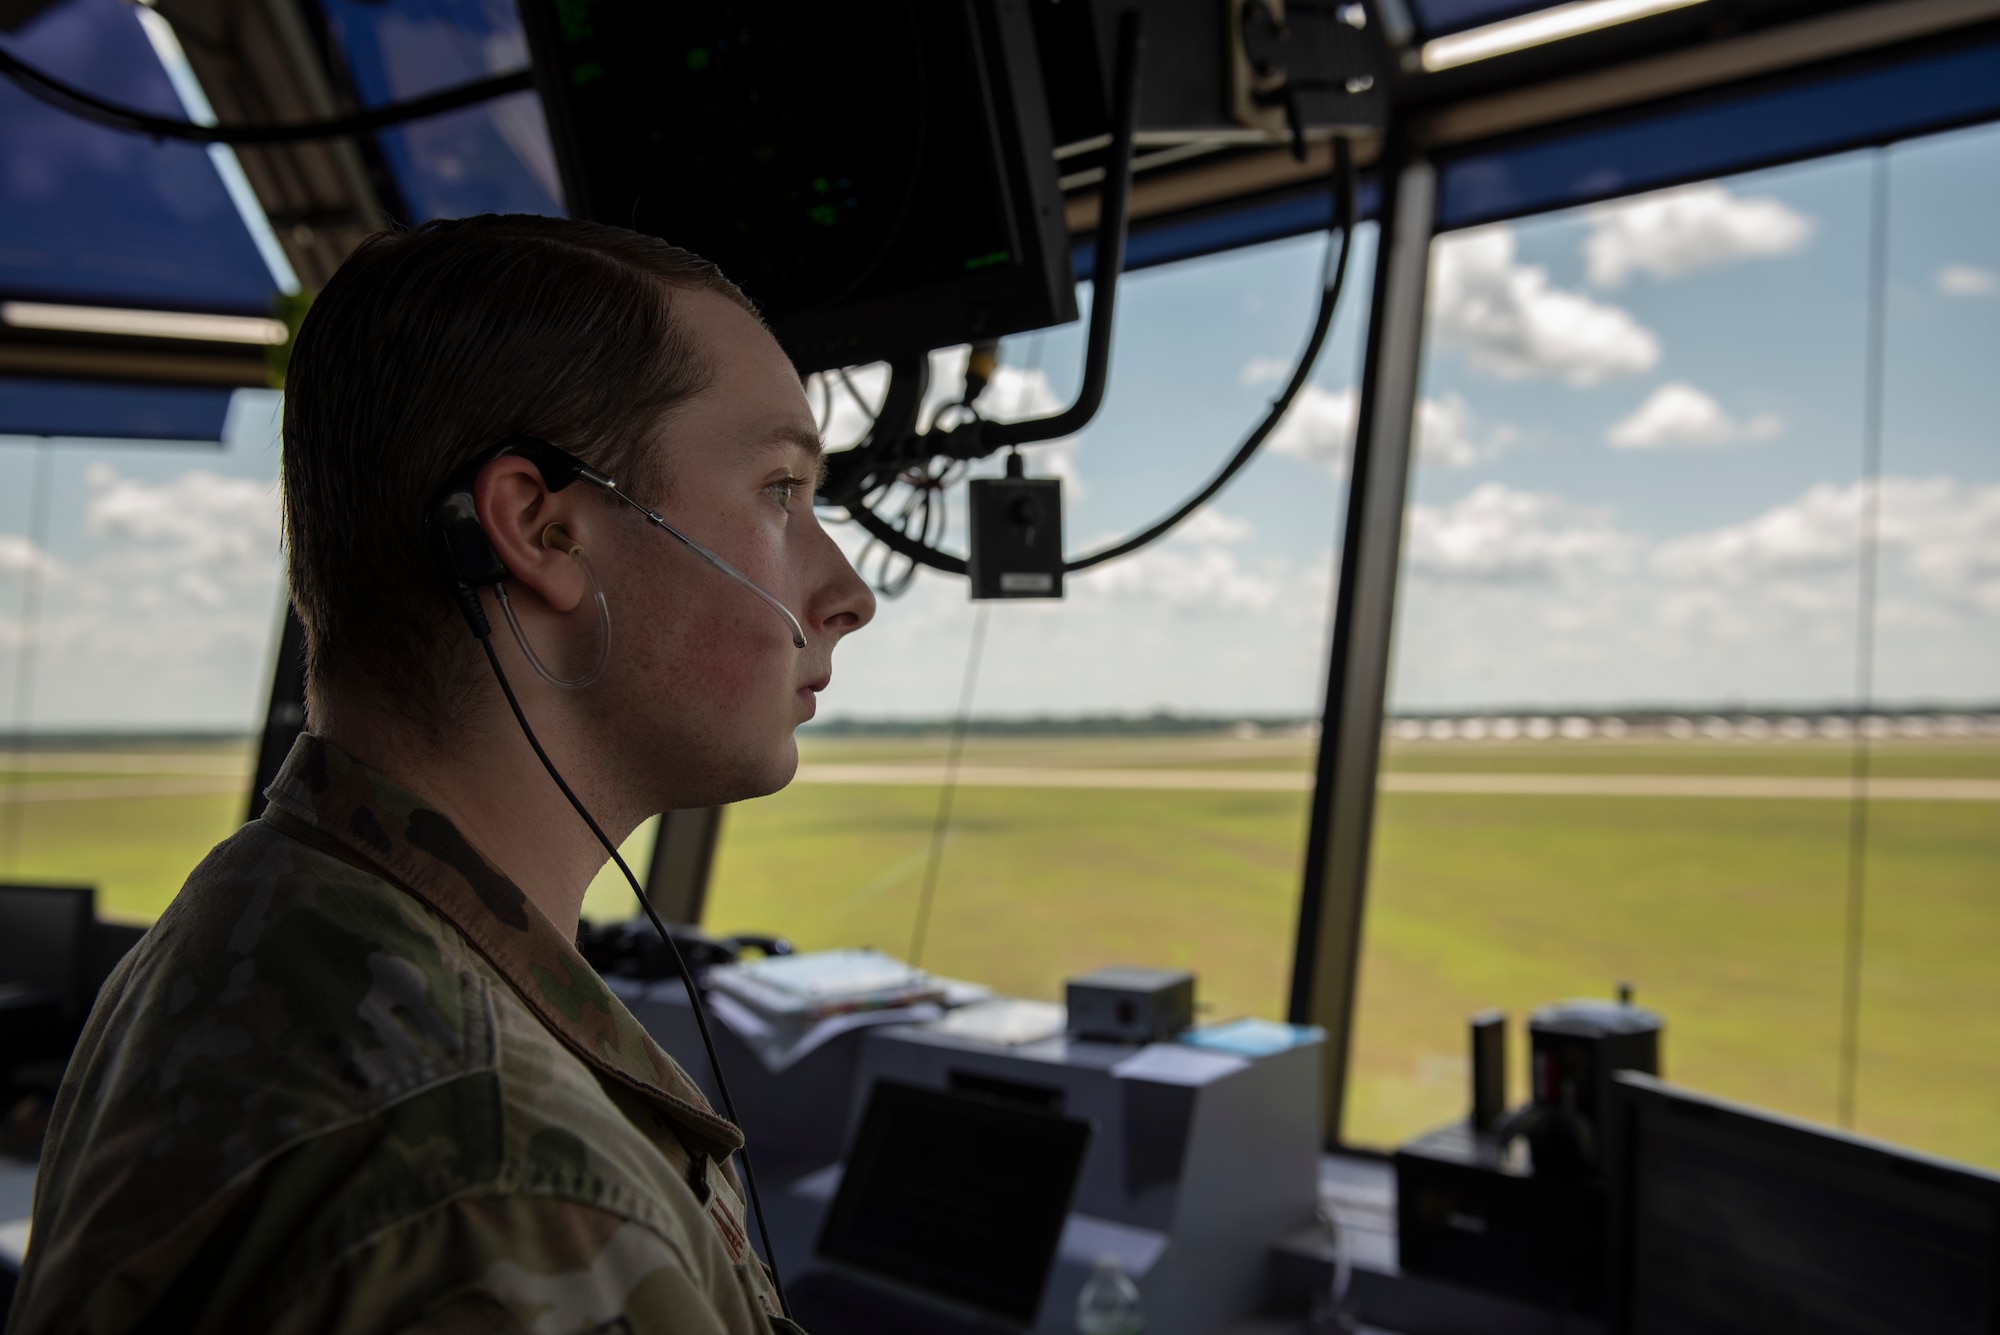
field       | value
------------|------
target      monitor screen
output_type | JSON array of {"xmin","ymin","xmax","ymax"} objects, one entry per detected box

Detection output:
[
  {"xmin": 520, "ymin": 0, "xmax": 1076, "ymax": 373},
  {"xmin": 1610, "ymin": 1073, "xmax": 2000, "ymax": 1335},
  {"xmin": 816, "ymin": 1078, "xmax": 1092, "ymax": 1325},
  {"xmin": 0, "ymin": 883, "xmax": 93, "ymax": 1015}
]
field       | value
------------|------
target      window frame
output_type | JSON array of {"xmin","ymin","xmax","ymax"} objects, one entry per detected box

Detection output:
[
  {"xmin": 226, "ymin": 5, "xmax": 2000, "ymax": 1153},
  {"xmin": 1295, "ymin": 23, "xmax": 2000, "ymax": 1149}
]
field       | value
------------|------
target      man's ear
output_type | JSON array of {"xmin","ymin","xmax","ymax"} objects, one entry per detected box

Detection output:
[{"xmin": 473, "ymin": 456, "xmax": 594, "ymax": 614}]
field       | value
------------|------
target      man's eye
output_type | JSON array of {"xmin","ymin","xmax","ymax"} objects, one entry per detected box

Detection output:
[{"xmin": 767, "ymin": 476, "xmax": 806, "ymax": 508}]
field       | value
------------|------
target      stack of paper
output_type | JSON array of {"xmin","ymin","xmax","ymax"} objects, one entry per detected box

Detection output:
[
  {"xmin": 925, "ymin": 997, "xmax": 1068, "ymax": 1047},
  {"xmin": 707, "ymin": 948, "xmax": 943, "ymax": 1021}
]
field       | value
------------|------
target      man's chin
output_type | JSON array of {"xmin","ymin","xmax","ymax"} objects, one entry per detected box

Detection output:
[{"xmin": 708, "ymin": 741, "xmax": 800, "ymax": 806}]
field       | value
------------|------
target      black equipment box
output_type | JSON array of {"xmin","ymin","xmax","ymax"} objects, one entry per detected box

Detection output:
[
  {"xmin": 1395, "ymin": 1122, "xmax": 1608, "ymax": 1317},
  {"xmin": 969, "ymin": 471, "xmax": 1064, "ymax": 600},
  {"xmin": 1064, "ymin": 966, "xmax": 1194, "ymax": 1043}
]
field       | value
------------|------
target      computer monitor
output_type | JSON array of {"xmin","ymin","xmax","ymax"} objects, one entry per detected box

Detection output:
[
  {"xmin": 0, "ymin": 884, "xmax": 94, "ymax": 1017},
  {"xmin": 1608, "ymin": 1072, "xmax": 2000, "ymax": 1335},
  {"xmin": 519, "ymin": 0, "xmax": 1077, "ymax": 374},
  {"xmin": 813, "ymin": 1078, "xmax": 1093, "ymax": 1327}
]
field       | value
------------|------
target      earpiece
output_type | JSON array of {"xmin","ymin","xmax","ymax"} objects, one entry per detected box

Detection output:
[
  {"xmin": 427, "ymin": 436, "xmax": 614, "ymax": 620},
  {"xmin": 541, "ymin": 522, "xmax": 582, "ymax": 556}
]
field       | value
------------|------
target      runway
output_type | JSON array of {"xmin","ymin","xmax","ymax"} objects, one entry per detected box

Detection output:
[
  {"xmin": 4, "ymin": 764, "xmax": 1997, "ymax": 804},
  {"xmin": 791, "ymin": 764, "xmax": 2000, "ymax": 803}
]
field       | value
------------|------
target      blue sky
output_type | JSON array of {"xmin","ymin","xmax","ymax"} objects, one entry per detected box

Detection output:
[
  {"xmin": 823, "ymin": 121, "xmax": 1999, "ymax": 720},
  {"xmin": 1383, "ymin": 127, "xmax": 2000, "ymax": 714},
  {"xmin": 1, "ymin": 121, "xmax": 1995, "ymax": 729}
]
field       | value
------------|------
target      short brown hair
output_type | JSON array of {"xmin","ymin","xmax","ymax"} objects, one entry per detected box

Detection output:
[{"xmin": 282, "ymin": 214, "xmax": 756, "ymax": 731}]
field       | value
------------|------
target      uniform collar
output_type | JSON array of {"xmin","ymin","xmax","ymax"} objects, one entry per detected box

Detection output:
[{"xmin": 261, "ymin": 733, "xmax": 744, "ymax": 1159}]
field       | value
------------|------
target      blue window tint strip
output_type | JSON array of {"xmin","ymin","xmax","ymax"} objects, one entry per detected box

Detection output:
[
  {"xmin": 0, "ymin": 0, "xmax": 276, "ymax": 312},
  {"xmin": 317, "ymin": 0, "xmax": 563, "ymax": 222},
  {"xmin": 1075, "ymin": 176, "xmax": 1381, "ymax": 281},
  {"xmin": 1410, "ymin": 0, "xmax": 1557, "ymax": 38},
  {"xmin": 1438, "ymin": 34, "xmax": 2000, "ymax": 230},
  {"xmin": 0, "ymin": 379, "xmax": 232, "ymax": 442}
]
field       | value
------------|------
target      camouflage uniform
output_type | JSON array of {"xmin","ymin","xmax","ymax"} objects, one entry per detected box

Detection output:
[{"xmin": 9, "ymin": 735, "xmax": 799, "ymax": 1335}]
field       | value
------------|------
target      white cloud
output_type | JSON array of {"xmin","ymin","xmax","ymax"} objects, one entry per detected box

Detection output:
[
  {"xmin": 1936, "ymin": 264, "xmax": 1998, "ymax": 297},
  {"xmin": 1240, "ymin": 356, "xmax": 1292, "ymax": 386},
  {"xmin": 1585, "ymin": 183, "xmax": 1814, "ymax": 288},
  {"xmin": 977, "ymin": 362, "xmax": 1065, "ymax": 421},
  {"xmin": 1389, "ymin": 475, "xmax": 2000, "ymax": 712},
  {"xmin": 1606, "ymin": 382, "xmax": 1783, "ymax": 450},
  {"xmin": 1076, "ymin": 539, "xmax": 1282, "ymax": 612},
  {"xmin": 1267, "ymin": 384, "xmax": 1357, "ymax": 474},
  {"xmin": 1654, "ymin": 477, "xmax": 2000, "ymax": 612},
  {"xmin": 0, "ymin": 462, "xmax": 285, "ymax": 730},
  {"xmin": 1881, "ymin": 479, "xmax": 2000, "ymax": 607},
  {"xmin": 826, "ymin": 465, "xmax": 2000, "ymax": 720},
  {"xmin": 1269, "ymin": 386, "xmax": 1513, "ymax": 476},
  {"xmin": 1065, "ymin": 505, "xmax": 1278, "ymax": 611},
  {"xmin": 821, "ymin": 502, "xmax": 1337, "ymax": 719},
  {"xmin": 1430, "ymin": 225, "xmax": 1659, "ymax": 384},
  {"xmin": 1652, "ymin": 481, "xmax": 1862, "ymax": 584},
  {"xmin": 1175, "ymin": 507, "xmax": 1253, "ymax": 545},
  {"xmin": 1405, "ymin": 483, "xmax": 1635, "ymax": 582},
  {"xmin": 1417, "ymin": 392, "xmax": 1516, "ymax": 469},
  {"xmin": 0, "ymin": 533, "xmax": 59, "ymax": 580},
  {"xmin": 83, "ymin": 463, "xmax": 278, "ymax": 563}
]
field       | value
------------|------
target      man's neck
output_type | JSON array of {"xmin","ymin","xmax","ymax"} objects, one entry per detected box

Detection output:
[{"xmin": 313, "ymin": 692, "xmax": 634, "ymax": 941}]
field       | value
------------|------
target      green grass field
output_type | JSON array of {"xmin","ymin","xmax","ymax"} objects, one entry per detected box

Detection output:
[{"xmin": 4, "ymin": 731, "xmax": 1996, "ymax": 1170}]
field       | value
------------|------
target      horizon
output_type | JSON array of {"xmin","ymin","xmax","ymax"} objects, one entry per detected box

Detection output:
[{"xmin": 2, "ymin": 699, "xmax": 1997, "ymax": 748}]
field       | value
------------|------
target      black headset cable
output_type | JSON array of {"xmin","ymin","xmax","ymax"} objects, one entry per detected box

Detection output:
[{"xmin": 459, "ymin": 599, "xmax": 790, "ymax": 1317}]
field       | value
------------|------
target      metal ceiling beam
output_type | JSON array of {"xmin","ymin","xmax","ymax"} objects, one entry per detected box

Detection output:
[
  {"xmin": 1416, "ymin": 0, "xmax": 2000, "ymax": 151},
  {"xmin": 152, "ymin": 0, "xmax": 391, "ymax": 290},
  {"xmin": 0, "ymin": 331, "xmax": 268, "ymax": 387},
  {"xmin": 1064, "ymin": 133, "xmax": 1383, "ymax": 235},
  {"xmin": 1058, "ymin": 0, "xmax": 2000, "ymax": 242}
]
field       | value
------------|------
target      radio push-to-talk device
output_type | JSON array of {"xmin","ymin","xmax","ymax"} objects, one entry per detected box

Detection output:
[{"xmin": 427, "ymin": 435, "xmax": 799, "ymax": 1314}]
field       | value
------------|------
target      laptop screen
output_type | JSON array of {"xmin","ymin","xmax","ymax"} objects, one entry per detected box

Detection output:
[
  {"xmin": 0, "ymin": 884, "xmax": 93, "ymax": 1015},
  {"xmin": 816, "ymin": 1079, "xmax": 1093, "ymax": 1325},
  {"xmin": 1610, "ymin": 1073, "xmax": 2000, "ymax": 1335}
]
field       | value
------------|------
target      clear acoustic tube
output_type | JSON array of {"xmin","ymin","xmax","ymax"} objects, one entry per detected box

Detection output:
[{"xmin": 493, "ymin": 551, "xmax": 610, "ymax": 689}]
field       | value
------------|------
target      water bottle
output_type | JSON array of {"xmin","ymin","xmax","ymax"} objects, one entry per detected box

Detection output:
[
  {"xmin": 1307, "ymin": 1204, "xmax": 1358, "ymax": 1334},
  {"xmin": 1076, "ymin": 1254, "xmax": 1144, "ymax": 1335}
]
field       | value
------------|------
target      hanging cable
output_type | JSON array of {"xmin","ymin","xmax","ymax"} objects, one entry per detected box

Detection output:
[
  {"xmin": 1067, "ymin": 135, "xmax": 1355, "ymax": 571},
  {"xmin": 837, "ymin": 134, "xmax": 1357, "ymax": 583},
  {"xmin": 0, "ymin": 43, "xmax": 533, "ymax": 145},
  {"xmin": 908, "ymin": 603, "xmax": 990, "ymax": 966}
]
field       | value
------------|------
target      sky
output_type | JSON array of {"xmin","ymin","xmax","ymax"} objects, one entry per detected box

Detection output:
[
  {"xmin": 814, "ymin": 120, "xmax": 2000, "ymax": 720},
  {"xmin": 1, "ymin": 122, "xmax": 1997, "ymax": 730}
]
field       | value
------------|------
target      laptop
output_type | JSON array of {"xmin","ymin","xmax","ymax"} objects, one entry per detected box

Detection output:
[{"xmin": 790, "ymin": 1078, "xmax": 1094, "ymax": 1335}]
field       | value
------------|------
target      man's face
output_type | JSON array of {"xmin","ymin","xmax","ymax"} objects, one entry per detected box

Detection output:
[{"xmin": 590, "ymin": 289, "xmax": 875, "ymax": 807}]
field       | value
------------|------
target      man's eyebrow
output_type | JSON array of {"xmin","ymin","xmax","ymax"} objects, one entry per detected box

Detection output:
[
  {"xmin": 772, "ymin": 424, "xmax": 825, "ymax": 460},
  {"xmin": 765, "ymin": 423, "xmax": 829, "ymax": 491}
]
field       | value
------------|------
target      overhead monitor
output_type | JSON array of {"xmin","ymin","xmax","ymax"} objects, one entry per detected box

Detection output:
[
  {"xmin": 521, "ymin": 0, "xmax": 1077, "ymax": 374},
  {"xmin": 812, "ymin": 1078, "xmax": 1092, "ymax": 1327},
  {"xmin": 1608, "ymin": 1072, "xmax": 2000, "ymax": 1335}
]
